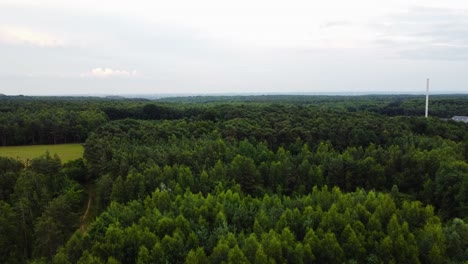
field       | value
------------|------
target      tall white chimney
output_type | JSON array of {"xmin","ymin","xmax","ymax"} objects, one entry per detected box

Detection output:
[{"xmin": 425, "ymin": 78, "xmax": 429, "ymax": 118}]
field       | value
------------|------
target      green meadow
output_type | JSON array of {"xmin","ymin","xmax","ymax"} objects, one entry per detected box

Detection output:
[{"xmin": 0, "ymin": 144, "xmax": 84, "ymax": 163}]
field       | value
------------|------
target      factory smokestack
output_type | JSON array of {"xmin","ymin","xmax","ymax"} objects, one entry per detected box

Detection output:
[{"xmin": 425, "ymin": 78, "xmax": 429, "ymax": 118}]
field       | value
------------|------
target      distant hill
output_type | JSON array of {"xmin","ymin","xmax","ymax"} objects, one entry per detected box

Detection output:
[{"xmin": 104, "ymin": 95, "xmax": 126, "ymax": 99}]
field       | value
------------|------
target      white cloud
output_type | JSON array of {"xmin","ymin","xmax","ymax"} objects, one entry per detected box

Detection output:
[
  {"xmin": 0, "ymin": 26, "xmax": 64, "ymax": 47},
  {"xmin": 87, "ymin": 68, "xmax": 138, "ymax": 78}
]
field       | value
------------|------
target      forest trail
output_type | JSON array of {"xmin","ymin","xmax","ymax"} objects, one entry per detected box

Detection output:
[{"xmin": 80, "ymin": 183, "xmax": 95, "ymax": 232}]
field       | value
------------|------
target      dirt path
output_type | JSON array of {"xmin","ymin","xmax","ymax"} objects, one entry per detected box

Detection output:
[{"xmin": 80, "ymin": 184, "xmax": 95, "ymax": 232}]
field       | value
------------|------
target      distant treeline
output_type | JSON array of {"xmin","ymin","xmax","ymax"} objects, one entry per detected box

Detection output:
[
  {"xmin": 1, "ymin": 94, "xmax": 468, "ymax": 146},
  {"xmin": 0, "ymin": 108, "xmax": 107, "ymax": 146},
  {"xmin": 157, "ymin": 94, "xmax": 468, "ymax": 118},
  {"xmin": 0, "ymin": 96, "xmax": 133, "ymax": 146}
]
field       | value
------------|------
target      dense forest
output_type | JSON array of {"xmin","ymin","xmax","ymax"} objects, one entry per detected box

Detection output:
[{"xmin": 0, "ymin": 94, "xmax": 468, "ymax": 263}]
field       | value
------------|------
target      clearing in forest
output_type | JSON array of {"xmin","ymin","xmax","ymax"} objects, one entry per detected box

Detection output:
[{"xmin": 0, "ymin": 143, "xmax": 84, "ymax": 163}]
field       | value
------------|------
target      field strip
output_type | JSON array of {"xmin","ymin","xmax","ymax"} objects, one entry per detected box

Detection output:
[{"xmin": 0, "ymin": 143, "xmax": 84, "ymax": 163}]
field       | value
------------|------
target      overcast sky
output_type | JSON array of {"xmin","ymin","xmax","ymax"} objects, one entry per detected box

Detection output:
[{"xmin": 1, "ymin": 0, "xmax": 468, "ymax": 95}]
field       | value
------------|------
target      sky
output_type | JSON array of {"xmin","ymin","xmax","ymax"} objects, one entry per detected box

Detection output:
[{"xmin": 1, "ymin": 0, "xmax": 468, "ymax": 95}]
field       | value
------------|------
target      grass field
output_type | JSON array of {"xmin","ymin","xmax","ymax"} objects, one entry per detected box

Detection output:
[{"xmin": 0, "ymin": 144, "xmax": 84, "ymax": 163}]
